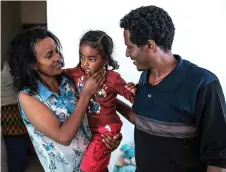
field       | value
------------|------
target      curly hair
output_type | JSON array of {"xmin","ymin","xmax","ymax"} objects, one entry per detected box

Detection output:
[
  {"xmin": 8, "ymin": 26, "xmax": 64, "ymax": 93},
  {"xmin": 120, "ymin": 5, "xmax": 175, "ymax": 51},
  {"xmin": 78, "ymin": 30, "xmax": 119, "ymax": 70}
]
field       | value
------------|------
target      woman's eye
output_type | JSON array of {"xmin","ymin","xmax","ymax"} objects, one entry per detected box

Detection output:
[{"xmin": 46, "ymin": 53, "xmax": 52, "ymax": 58}]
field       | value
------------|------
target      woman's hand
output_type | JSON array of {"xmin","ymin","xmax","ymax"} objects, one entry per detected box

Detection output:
[
  {"xmin": 102, "ymin": 133, "xmax": 122, "ymax": 154},
  {"xmin": 82, "ymin": 68, "xmax": 106, "ymax": 96}
]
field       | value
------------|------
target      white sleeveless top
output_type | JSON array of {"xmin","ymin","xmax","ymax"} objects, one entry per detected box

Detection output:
[{"xmin": 18, "ymin": 77, "xmax": 92, "ymax": 172}]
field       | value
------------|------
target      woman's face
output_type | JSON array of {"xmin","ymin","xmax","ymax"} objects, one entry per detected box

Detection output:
[{"xmin": 34, "ymin": 37, "xmax": 63, "ymax": 77}]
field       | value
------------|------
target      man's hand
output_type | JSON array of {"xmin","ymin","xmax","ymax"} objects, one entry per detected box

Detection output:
[{"xmin": 102, "ymin": 133, "xmax": 122, "ymax": 154}]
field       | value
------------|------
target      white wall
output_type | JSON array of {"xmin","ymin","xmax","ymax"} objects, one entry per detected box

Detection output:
[{"xmin": 47, "ymin": 0, "xmax": 226, "ymax": 171}]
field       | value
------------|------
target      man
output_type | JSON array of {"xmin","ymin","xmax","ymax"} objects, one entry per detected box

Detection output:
[{"xmin": 119, "ymin": 5, "xmax": 226, "ymax": 172}]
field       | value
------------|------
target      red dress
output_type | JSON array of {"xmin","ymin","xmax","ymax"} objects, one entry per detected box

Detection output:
[{"xmin": 65, "ymin": 67, "xmax": 134, "ymax": 172}]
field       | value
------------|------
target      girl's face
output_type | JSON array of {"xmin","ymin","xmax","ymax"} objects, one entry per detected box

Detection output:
[{"xmin": 79, "ymin": 44, "xmax": 106, "ymax": 76}]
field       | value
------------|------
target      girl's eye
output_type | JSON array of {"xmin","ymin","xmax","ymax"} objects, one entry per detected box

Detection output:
[{"xmin": 89, "ymin": 57, "xmax": 96, "ymax": 62}]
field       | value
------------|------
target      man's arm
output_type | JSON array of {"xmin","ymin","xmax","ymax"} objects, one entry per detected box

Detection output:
[
  {"xmin": 116, "ymin": 98, "xmax": 135, "ymax": 124},
  {"xmin": 195, "ymin": 81, "xmax": 226, "ymax": 171}
]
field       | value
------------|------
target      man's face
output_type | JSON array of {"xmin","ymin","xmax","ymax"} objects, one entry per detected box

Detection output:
[{"xmin": 123, "ymin": 30, "xmax": 150, "ymax": 71}]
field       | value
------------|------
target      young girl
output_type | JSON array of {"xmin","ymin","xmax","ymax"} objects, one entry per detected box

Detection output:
[{"xmin": 65, "ymin": 30, "xmax": 134, "ymax": 172}]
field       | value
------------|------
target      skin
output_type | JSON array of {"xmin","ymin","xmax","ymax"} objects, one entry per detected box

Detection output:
[
  {"xmin": 79, "ymin": 44, "xmax": 106, "ymax": 76},
  {"xmin": 19, "ymin": 37, "xmax": 121, "ymax": 151},
  {"xmin": 123, "ymin": 29, "xmax": 177, "ymax": 80},
  {"xmin": 123, "ymin": 30, "xmax": 151, "ymax": 71}
]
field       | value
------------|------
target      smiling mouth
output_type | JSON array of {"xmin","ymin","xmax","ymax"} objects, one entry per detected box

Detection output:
[
  {"xmin": 54, "ymin": 63, "xmax": 62, "ymax": 68},
  {"xmin": 133, "ymin": 60, "xmax": 138, "ymax": 66}
]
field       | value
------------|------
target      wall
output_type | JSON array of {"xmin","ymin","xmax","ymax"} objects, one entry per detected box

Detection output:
[
  {"xmin": 20, "ymin": 1, "xmax": 47, "ymax": 24},
  {"xmin": 1, "ymin": 1, "xmax": 22, "ymax": 68},
  {"xmin": 1, "ymin": 1, "xmax": 47, "ymax": 68},
  {"xmin": 47, "ymin": 0, "xmax": 226, "ymax": 171}
]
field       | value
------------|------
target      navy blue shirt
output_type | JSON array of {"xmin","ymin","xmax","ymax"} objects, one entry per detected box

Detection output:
[{"xmin": 132, "ymin": 55, "xmax": 226, "ymax": 172}]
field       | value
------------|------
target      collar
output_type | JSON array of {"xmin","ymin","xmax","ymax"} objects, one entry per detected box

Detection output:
[
  {"xmin": 37, "ymin": 76, "xmax": 69, "ymax": 102},
  {"xmin": 138, "ymin": 55, "xmax": 192, "ymax": 92}
]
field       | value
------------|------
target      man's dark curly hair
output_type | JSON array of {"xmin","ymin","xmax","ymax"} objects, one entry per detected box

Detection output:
[
  {"xmin": 78, "ymin": 30, "xmax": 119, "ymax": 70},
  {"xmin": 120, "ymin": 5, "xmax": 175, "ymax": 51},
  {"xmin": 8, "ymin": 26, "xmax": 64, "ymax": 93}
]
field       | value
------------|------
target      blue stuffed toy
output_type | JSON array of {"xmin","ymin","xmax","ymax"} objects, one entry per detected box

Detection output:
[{"xmin": 113, "ymin": 144, "xmax": 136, "ymax": 172}]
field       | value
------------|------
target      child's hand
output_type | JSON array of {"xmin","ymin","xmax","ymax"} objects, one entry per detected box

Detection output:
[
  {"xmin": 125, "ymin": 82, "xmax": 137, "ymax": 96},
  {"xmin": 82, "ymin": 69, "xmax": 105, "ymax": 97}
]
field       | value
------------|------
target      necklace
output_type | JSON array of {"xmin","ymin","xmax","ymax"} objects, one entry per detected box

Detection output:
[
  {"xmin": 149, "ymin": 60, "xmax": 178, "ymax": 85},
  {"xmin": 149, "ymin": 75, "xmax": 166, "ymax": 85}
]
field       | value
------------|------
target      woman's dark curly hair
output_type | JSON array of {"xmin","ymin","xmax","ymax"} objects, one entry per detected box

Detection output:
[
  {"xmin": 8, "ymin": 26, "xmax": 64, "ymax": 93},
  {"xmin": 78, "ymin": 30, "xmax": 119, "ymax": 70},
  {"xmin": 120, "ymin": 5, "xmax": 175, "ymax": 52}
]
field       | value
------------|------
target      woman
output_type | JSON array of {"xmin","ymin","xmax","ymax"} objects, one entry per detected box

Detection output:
[{"xmin": 8, "ymin": 27, "xmax": 123, "ymax": 172}]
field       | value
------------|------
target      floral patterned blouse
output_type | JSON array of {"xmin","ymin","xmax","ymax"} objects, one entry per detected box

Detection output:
[{"xmin": 18, "ymin": 76, "xmax": 92, "ymax": 172}]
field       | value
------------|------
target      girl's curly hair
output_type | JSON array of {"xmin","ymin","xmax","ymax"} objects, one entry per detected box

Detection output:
[{"xmin": 78, "ymin": 30, "xmax": 119, "ymax": 70}]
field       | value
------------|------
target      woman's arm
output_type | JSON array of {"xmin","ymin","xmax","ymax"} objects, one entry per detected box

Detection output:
[
  {"xmin": 116, "ymin": 99, "xmax": 135, "ymax": 125},
  {"xmin": 19, "ymin": 69, "xmax": 105, "ymax": 146},
  {"xmin": 19, "ymin": 91, "xmax": 91, "ymax": 146}
]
